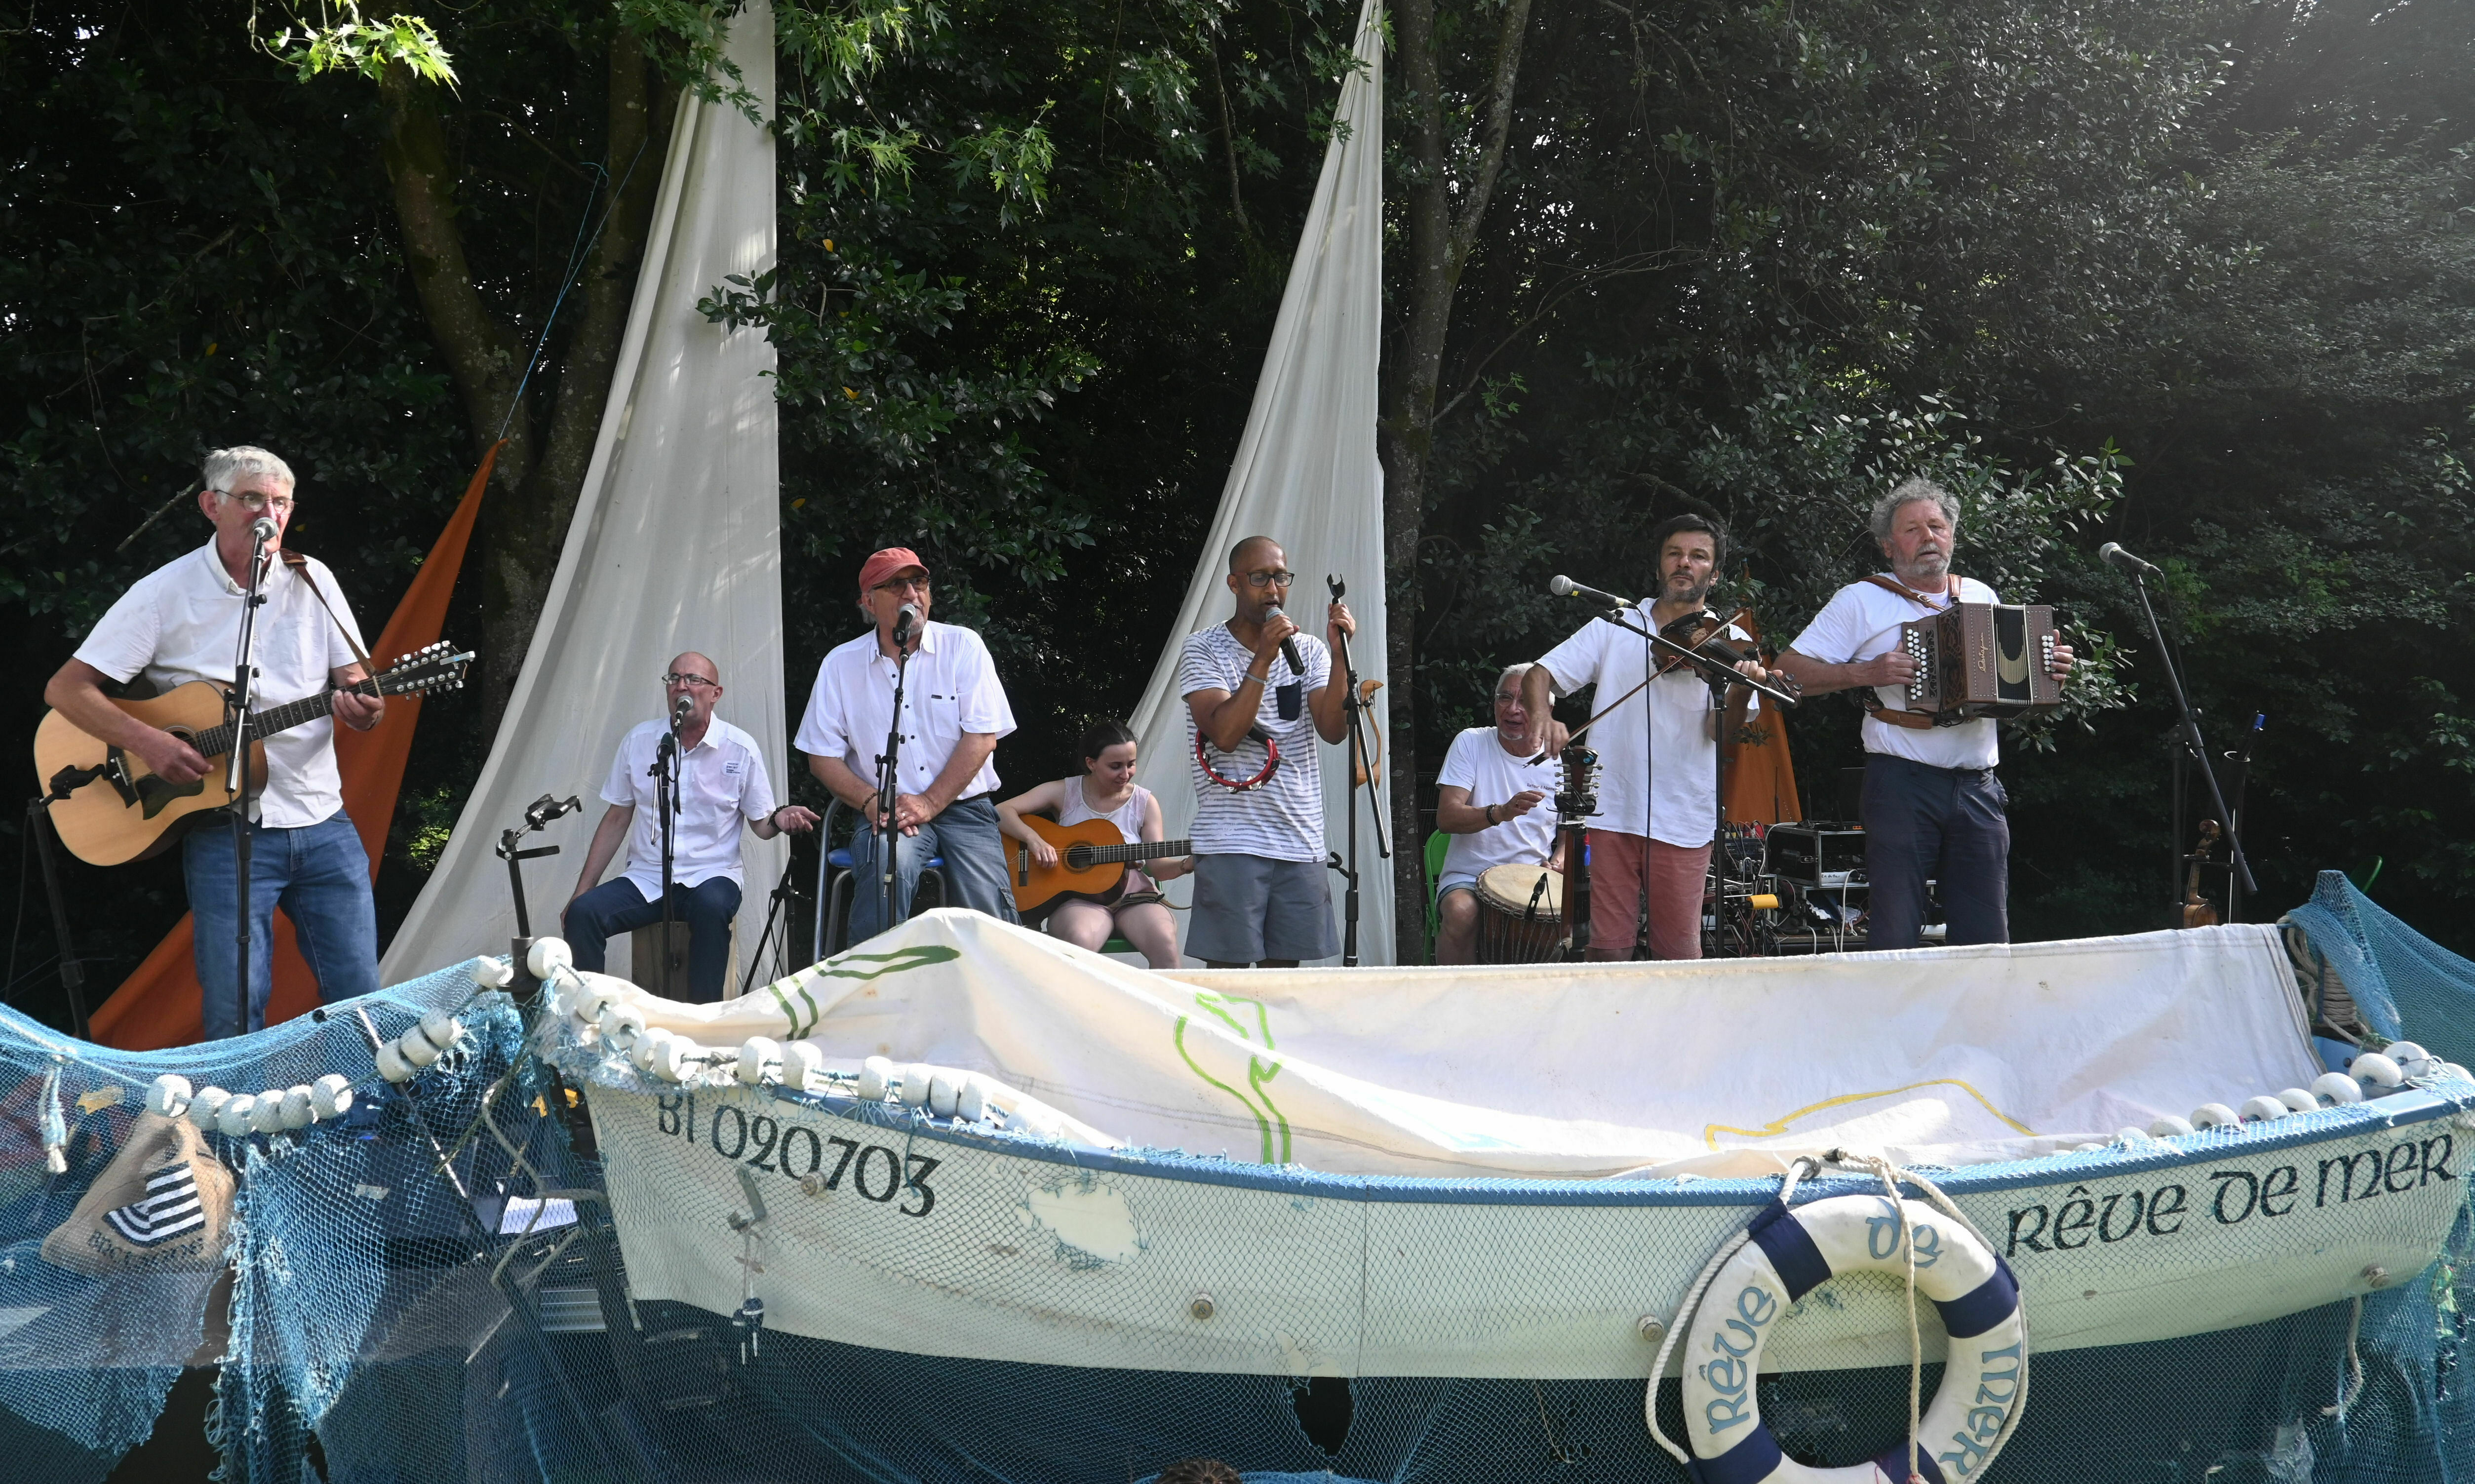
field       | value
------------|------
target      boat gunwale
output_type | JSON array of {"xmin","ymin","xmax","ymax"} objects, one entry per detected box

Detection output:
[{"xmin": 601, "ymin": 1068, "xmax": 2475, "ymax": 1209}]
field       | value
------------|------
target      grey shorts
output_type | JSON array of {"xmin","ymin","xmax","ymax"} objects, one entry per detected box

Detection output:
[{"xmin": 1186, "ymin": 854, "xmax": 1338, "ymax": 964}]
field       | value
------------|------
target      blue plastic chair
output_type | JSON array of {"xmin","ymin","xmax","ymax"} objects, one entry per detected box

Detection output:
[{"xmin": 814, "ymin": 797, "xmax": 944, "ymax": 957}]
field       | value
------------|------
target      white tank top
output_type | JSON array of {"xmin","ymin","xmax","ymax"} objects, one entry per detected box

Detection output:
[{"xmin": 1057, "ymin": 777, "xmax": 1151, "ymax": 845}]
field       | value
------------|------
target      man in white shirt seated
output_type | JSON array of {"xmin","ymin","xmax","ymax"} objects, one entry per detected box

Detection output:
[
  {"xmin": 796, "ymin": 548, "xmax": 1019, "ymax": 941},
  {"xmin": 564, "ymin": 652, "xmax": 816, "ymax": 1000},
  {"xmin": 1432, "ymin": 666, "xmax": 1565, "ymax": 965},
  {"xmin": 1775, "ymin": 478, "xmax": 2074, "ymax": 949}
]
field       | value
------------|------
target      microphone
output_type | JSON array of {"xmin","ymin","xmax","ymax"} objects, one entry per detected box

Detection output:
[
  {"xmin": 2098, "ymin": 542, "xmax": 2164, "ymax": 579},
  {"xmin": 670, "ymin": 691, "xmax": 695, "ymax": 728},
  {"xmin": 1549, "ymin": 574, "xmax": 1631, "ymax": 609},
  {"xmin": 250, "ymin": 516, "xmax": 278, "ymax": 546},
  {"xmin": 893, "ymin": 603, "xmax": 920, "ymax": 648},
  {"xmin": 1264, "ymin": 604, "xmax": 1306, "ymax": 676}
]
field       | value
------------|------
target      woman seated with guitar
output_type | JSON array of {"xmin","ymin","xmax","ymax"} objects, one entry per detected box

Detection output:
[{"xmin": 997, "ymin": 722, "xmax": 1191, "ymax": 968}]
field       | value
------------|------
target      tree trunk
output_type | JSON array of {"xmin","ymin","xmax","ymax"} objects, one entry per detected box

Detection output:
[
  {"xmin": 1379, "ymin": 0, "xmax": 1534, "ymax": 963},
  {"xmin": 377, "ymin": 35, "xmax": 674, "ymax": 733}
]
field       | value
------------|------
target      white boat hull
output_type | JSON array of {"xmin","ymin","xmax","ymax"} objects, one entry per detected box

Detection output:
[{"xmin": 584, "ymin": 1081, "xmax": 2471, "ymax": 1379}]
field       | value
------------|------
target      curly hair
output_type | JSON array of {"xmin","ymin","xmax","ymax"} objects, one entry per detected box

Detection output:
[{"xmin": 1869, "ymin": 476, "xmax": 1962, "ymax": 543}]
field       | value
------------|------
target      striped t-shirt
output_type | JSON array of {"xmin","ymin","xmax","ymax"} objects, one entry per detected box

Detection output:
[{"xmin": 1178, "ymin": 623, "xmax": 1330, "ymax": 862}]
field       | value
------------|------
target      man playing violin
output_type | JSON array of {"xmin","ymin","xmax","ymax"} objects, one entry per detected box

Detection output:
[{"xmin": 1518, "ymin": 513, "xmax": 1769, "ymax": 960}]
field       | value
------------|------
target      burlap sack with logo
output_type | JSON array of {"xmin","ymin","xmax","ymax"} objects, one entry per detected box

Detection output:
[{"xmin": 41, "ymin": 1111, "xmax": 234, "ymax": 1274}]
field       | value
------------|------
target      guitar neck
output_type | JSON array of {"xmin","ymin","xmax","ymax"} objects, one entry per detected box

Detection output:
[
  {"xmin": 1066, "ymin": 838, "xmax": 1192, "ymax": 866},
  {"xmin": 192, "ymin": 678, "xmax": 377, "ymax": 759}
]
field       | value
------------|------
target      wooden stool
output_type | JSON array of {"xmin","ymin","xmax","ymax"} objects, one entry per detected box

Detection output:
[{"xmin": 629, "ymin": 919, "xmax": 736, "ymax": 998}]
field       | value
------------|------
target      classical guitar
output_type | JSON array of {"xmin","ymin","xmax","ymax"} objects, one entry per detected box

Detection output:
[
  {"xmin": 1004, "ymin": 814, "xmax": 1192, "ymax": 923},
  {"xmin": 34, "ymin": 642, "xmax": 474, "ymax": 866}
]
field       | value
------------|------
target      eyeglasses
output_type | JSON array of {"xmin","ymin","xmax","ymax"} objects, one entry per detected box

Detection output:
[
  {"xmin": 1242, "ymin": 569, "xmax": 1296, "ymax": 589},
  {"xmin": 215, "ymin": 489, "xmax": 295, "ymax": 514},
  {"xmin": 1493, "ymin": 692, "xmax": 1524, "ymax": 704},
  {"xmin": 662, "ymin": 673, "xmax": 720, "ymax": 689},
  {"xmin": 874, "ymin": 577, "xmax": 931, "ymax": 594}
]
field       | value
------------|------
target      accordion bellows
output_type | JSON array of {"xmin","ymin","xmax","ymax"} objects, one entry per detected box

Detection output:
[{"xmin": 1898, "ymin": 603, "xmax": 2064, "ymax": 721}]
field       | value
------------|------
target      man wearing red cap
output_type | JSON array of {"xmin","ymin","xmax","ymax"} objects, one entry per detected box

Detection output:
[{"xmin": 796, "ymin": 548, "xmax": 1019, "ymax": 940}]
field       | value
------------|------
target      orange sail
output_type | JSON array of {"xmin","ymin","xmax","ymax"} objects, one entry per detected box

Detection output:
[{"xmin": 88, "ymin": 446, "xmax": 498, "ymax": 1050}]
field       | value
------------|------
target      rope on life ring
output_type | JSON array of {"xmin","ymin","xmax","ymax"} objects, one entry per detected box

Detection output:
[{"xmin": 1647, "ymin": 1155, "xmax": 2031, "ymax": 1484}]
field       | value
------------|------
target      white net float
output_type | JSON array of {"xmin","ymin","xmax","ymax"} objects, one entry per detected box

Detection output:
[
  {"xmin": 472, "ymin": 957, "xmax": 515, "ymax": 989},
  {"xmin": 899, "ymin": 1063, "xmax": 935, "ymax": 1108},
  {"xmin": 857, "ymin": 1056, "xmax": 893, "ymax": 1101},
  {"xmin": 2190, "ymin": 1102, "xmax": 2241, "ymax": 1130},
  {"xmin": 596, "ymin": 1006, "xmax": 640, "ymax": 1051},
  {"xmin": 2113, "ymin": 1127, "xmax": 2154, "ymax": 1145},
  {"xmin": 399, "ymin": 1029, "xmax": 444, "ymax": 1069},
  {"xmin": 2238, "ymin": 1095, "xmax": 2289, "ymax": 1123},
  {"xmin": 647, "ymin": 1035, "xmax": 696, "ymax": 1083},
  {"xmin": 957, "ymin": 1075, "xmax": 990, "ymax": 1122},
  {"xmin": 146, "ymin": 1074, "xmax": 193, "ymax": 1119},
  {"xmin": 375, "ymin": 1040, "xmax": 415, "ymax": 1084},
  {"xmin": 2351, "ymin": 1053, "xmax": 2404, "ymax": 1093},
  {"xmin": 217, "ymin": 1094, "xmax": 260, "ymax": 1137},
  {"xmin": 2312, "ymin": 1071, "xmax": 2364, "ymax": 1106},
  {"xmin": 2384, "ymin": 1041, "xmax": 2429, "ymax": 1069},
  {"xmin": 278, "ymin": 1086, "xmax": 315, "ymax": 1130},
  {"xmin": 310, "ymin": 1074, "xmax": 354, "ymax": 1121},
  {"xmin": 738, "ymin": 1038, "xmax": 784, "ymax": 1086},
  {"xmin": 419, "ymin": 1011, "xmax": 463, "ymax": 1052},
  {"xmin": 2275, "ymin": 1088, "xmax": 2318, "ymax": 1113},
  {"xmin": 783, "ymin": 1042, "xmax": 824, "ymax": 1091},
  {"xmin": 631, "ymin": 1028, "xmax": 676, "ymax": 1074},
  {"xmin": 928, "ymin": 1071, "xmax": 959, "ymax": 1118},
  {"xmin": 249, "ymin": 1092, "xmax": 288, "ymax": 1134},
  {"xmin": 190, "ymin": 1088, "xmax": 232, "ymax": 1130},
  {"xmin": 527, "ymin": 938, "xmax": 574, "ymax": 979},
  {"xmin": 2147, "ymin": 1114, "xmax": 2195, "ymax": 1137}
]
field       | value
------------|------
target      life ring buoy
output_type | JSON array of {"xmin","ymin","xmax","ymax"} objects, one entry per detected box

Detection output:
[{"xmin": 1680, "ymin": 1193, "xmax": 2027, "ymax": 1484}]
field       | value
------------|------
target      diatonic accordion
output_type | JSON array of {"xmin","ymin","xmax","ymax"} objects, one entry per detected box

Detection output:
[{"xmin": 1898, "ymin": 603, "xmax": 2063, "ymax": 721}]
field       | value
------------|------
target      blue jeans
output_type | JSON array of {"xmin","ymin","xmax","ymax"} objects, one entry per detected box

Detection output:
[
  {"xmin": 1861, "ymin": 753, "xmax": 2010, "ymax": 950},
  {"xmin": 184, "ymin": 810, "xmax": 380, "ymax": 1041},
  {"xmin": 846, "ymin": 795, "xmax": 1017, "ymax": 943},
  {"xmin": 563, "ymin": 876, "xmax": 743, "ymax": 1003}
]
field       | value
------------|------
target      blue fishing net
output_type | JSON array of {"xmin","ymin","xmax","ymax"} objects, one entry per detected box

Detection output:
[
  {"xmin": 2286, "ymin": 871, "xmax": 2475, "ymax": 1069},
  {"xmin": 0, "ymin": 889, "xmax": 2464, "ymax": 1484}
]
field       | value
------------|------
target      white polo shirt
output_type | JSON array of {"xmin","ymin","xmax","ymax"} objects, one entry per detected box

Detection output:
[
  {"xmin": 601, "ymin": 717, "xmax": 778, "ymax": 899},
  {"xmin": 1788, "ymin": 575, "xmax": 2002, "ymax": 770},
  {"xmin": 1436, "ymin": 725, "xmax": 1559, "ymax": 880},
  {"xmin": 794, "ymin": 621, "xmax": 1015, "ymax": 800},
  {"xmin": 73, "ymin": 540, "xmax": 367, "ymax": 829},
  {"xmin": 1533, "ymin": 606, "xmax": 1755, "ymax": 848}
]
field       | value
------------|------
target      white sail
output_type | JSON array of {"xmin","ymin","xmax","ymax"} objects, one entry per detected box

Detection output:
[
  {"xmin": 381, "ymin": 0, "xmax": 785, "ymax": 984},
  {"xmin": 1126, "ymin": 0, "xmax": 1393, "ymax": 965}
]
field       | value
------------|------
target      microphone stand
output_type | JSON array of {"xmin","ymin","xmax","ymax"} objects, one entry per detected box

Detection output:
[
  {"xmin": 874, "ymin": 617, "xmax": 917, "ymax": 936},
  {"xmin": 499, "ymin": 796, "xmax": 580, "ymax": 974},
  {"xmin": 225, "ymin": 527, "xmax": 275, "ymax": 1026},
  {"xmin": 2127, "ymin": 570, "xmax": 2256, "ymax": 899},
  {"xmin": 1323, "ymin": 577, "xmax": 1389, "ymax": 967},
  {"xmin": 651, "ymin": 705, "xmax": 684, "ymax": 998}
]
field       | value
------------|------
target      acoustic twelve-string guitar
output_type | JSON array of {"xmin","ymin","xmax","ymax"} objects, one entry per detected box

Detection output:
[
  {"xmin": 34, "ymin": 642, "xmax": 473, "ymax": 866},
  {"xmin": 1003, "ymin": 814, "xmax": 1192, "ymax": 923}
]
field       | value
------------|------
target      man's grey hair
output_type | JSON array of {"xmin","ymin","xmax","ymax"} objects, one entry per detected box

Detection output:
[
  {"xmin": 201, "ymin": 445, "xmax": 296, "ymax": 495},
  {"xmin": 1496, "ymin": 664, "xmax": 1545, "ymax": 699},
  {"xmin": 1869, "ymin": 476, "xmax": 1961, "ymax": 543}
]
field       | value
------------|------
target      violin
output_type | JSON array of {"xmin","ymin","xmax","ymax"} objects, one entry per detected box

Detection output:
[{"xmin": 1653, "ymin": 607, "xmax": 1749, "ymax": 673}]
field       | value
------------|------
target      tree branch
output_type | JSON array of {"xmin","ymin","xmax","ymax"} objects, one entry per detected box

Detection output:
[{"xmin": 1446, "ymin": 0, "xmax": 1536, "ymax": 275}]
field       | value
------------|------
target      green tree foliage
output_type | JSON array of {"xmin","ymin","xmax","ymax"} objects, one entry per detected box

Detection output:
[{"xmin": 1406, "ymin": 0, "xmax": 2475, "ymax": 946}]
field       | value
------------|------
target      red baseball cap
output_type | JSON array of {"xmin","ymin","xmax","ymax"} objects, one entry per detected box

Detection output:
[{"xmin": 857, "ymin": 547, "xmax": 929, "ymax": 593}]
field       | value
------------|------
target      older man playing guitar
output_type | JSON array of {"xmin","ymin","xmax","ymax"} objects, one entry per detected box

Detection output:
[{"xmin": 42, "ymin": 446, "xmax": 386, "ymax": 1040}]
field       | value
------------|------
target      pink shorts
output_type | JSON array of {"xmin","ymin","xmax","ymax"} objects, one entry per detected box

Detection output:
[{"xmin": 1583, "ymin": 831, "xmax": 1710, "ymax": 960}]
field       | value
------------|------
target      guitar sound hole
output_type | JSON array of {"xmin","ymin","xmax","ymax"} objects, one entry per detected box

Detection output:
[{"xmin": 1064, "ymin": 845, "xmax": 1094, "ymax": 871}]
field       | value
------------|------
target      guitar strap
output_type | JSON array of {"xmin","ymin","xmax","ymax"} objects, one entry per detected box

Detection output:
[{"xmin": 279, "ymin": 550, "xmax": 375, "ymax": 674}]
